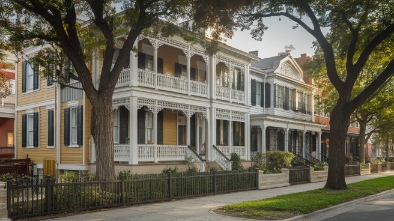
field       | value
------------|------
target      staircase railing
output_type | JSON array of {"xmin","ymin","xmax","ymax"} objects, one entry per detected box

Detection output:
[
  {"xmin": 187, "ymin": 145, "xmax": 206, "ymax": 172},
  {"xmin": 305, "ymin": 152, "xmax": 321, "ymax": 164},
  {"xmin": 213, "ymin": 145, "xmax": 232, "ymax": 171}
]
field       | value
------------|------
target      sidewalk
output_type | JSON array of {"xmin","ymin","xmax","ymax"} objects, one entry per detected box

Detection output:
[{"xmin": 36, "ymin": 172, "xmax": 393, "ymax": 221}]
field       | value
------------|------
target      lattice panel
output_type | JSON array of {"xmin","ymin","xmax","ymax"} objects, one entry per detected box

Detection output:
[
  {"xmin": 112, "ymin": 98, "xmax": 130, "ymax": 109},
  {"xmin": 216, "ymin": 109, "xmax": 230, "ymax": 120},
  {"xmin": 216, "ymin": 56, "xmax": 245, "ymax": 70},
  {"xmin": 137, "ymin": 98, "xmax": 155, "ymax": 110},
  {"xmin": 190, "ymin": 105, "xmax": 206, "ymax": 113},
  {"xmin": 231, "ymin": 111, "xmax": 246, "ymax": 122},
  {"xmin": 158, "ymin": 101, "xmax": 189, "ymax": 112}
]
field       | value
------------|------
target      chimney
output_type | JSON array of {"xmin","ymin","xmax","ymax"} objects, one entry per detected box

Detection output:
[{"xmin": 249, "ymin": 50, "xmax": 258, "ymax": 56}]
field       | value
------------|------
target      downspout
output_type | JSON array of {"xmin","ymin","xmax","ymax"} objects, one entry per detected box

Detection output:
[{"xmin": 14, "ymin": 57, "xmax": 19, "ymax": 159}]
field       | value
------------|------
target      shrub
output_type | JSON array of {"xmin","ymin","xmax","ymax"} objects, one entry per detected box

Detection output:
[
  {"xmin": 251, "ymin": 152, "xmax": 266, "ymax": 170},
  {"xmin": 230, "ymin": 153, "xmax": 244, "ymax": 171},
  {"xmin": 162, "ymin": 167, "xmax": 178, "ymax": 175},
  {"xmin": 0, "ymin": 173, "xmax": 13, "ymax": 182},
  {"xmin": 312, "ymin": 162, "xmax": 327, "ymax": 171},
  {"xmin": 252, "ymin": 151, "xmax": 294, "ymax": 173},
  {"xmin": 345, "ymin": 153, "xmax": 354, "ymax": 165},
  {"xmin": 60, "ymin": 171, "xmax": 78, "ymax": 183}
]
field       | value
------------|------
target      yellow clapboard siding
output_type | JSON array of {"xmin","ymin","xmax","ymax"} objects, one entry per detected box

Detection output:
[{"xmin": 163, "ymin": 109, "xmax": 177, "ymax": 145}]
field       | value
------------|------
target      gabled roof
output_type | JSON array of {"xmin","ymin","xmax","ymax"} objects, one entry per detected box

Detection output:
[{"xmin": 251, "ymin": 54, "xmax": 287, "ymax": 70}]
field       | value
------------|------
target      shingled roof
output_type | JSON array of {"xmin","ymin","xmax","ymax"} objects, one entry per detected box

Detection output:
[{"xmin": 251, "ymin": 54, "xmax": 288, "ymax": 71}]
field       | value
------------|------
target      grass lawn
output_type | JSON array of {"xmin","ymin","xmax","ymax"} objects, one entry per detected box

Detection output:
[{"xmin": 216, "ymin": 176, "xmax": 394, "ymax": 220}]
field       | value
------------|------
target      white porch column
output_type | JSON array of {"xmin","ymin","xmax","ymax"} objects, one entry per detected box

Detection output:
[
  {"xmin": 228, "ymin": 112, "xmax": 232, "ymax": 153},
  {"xmin": 245, "ymin": 113, "xmax": 250, "ymax": 160},
  {"xmin": 130, "ymin": 40, "xmax": 139, "ymax": 87},
  {"xmin": 187, "ymin": 47, "xmax": 191, "ymax": 96},
  {"xmin": 208, "ymin": 107, "xmax": 215, "ymax": 161},
  {"xmin": 186, "ymin": 111, "xmax": 191, "ymax": 146},
  {"xmin": 302, "ymin": 130, "xmax": 307, "ymax": 159},
  {"xmin": 285, "ymin": 128, "xmax": 289, "ymax": 152},
  {"xmin": 153, "ymin": 108, "xmax": 158, "ymax": 163},
  {"xmin": 210, "ymin": 55, "xmax": 216, "ymax": 100},
  {"xmin": 129, "ymin": 97, "xmax": 139, "ymax": 164},
  {"xmin": 317, "ymin": 131, "xmax": 322, "ymax": 160},
  {"xmin": 153, "ymin": 41, "xmax": 158, "ymax": 90},
  {"xmin": 202, "ymin": 118, "xmax": 206, "ymax": 156},
  {"xmin": 196, "ymin": 114, "xmax": 200, "ymax": 155},
  {"xmin": 244, "ymin": 65, "xmax": 249, "ymax": 105},
  {"xmin": 229, "ymin": 64, "xmax": 233, "ymax": 103},
  {"xmin": 261, "ymin": 126, "xmax": 267, "ymax": 153}
]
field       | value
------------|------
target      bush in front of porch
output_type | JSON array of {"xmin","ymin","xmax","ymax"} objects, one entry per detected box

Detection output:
[{"xmin": 252, "ymin": 151, "xmax": 294, "ymax": 173}]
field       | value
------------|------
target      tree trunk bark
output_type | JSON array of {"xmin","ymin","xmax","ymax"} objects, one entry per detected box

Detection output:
[
  {"xmin": 91, "ymin": 96, "xmax": 115, "ymax": 181},
  {"xmin": 325, "ymin": 104, "xmax": 351, "ymax": 190},
  {"xmin": 359, "ymin": 121, "xmax": 367, "ymax": 163}
]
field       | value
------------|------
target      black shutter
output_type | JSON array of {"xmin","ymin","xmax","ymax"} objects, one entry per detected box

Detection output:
[
  {"xmin": 237, "ymin": 71, "xmax": 241, "ymax": 90},
  {"xmin": 232, "ymin": 121, "xmax": 236, "ymax": 145},
  {"xmin": 284, "ymin": 87, "xmax": 289, "ymax": 110},
  {"xmin": 251, "ymin": 127, "xmax": 257, "ymax": 151},
  {"xmin": 265, "ymin": 83, "xmax": 271, "ymax": 108},
  {"xmin": 22, "ymin": 61, "xmax": 27, "ymax": 93},
  {"xmin": 216, "ymin": 119, "xmax": 220, "ymax": 145},
  {"xmin": 260, "ymin": 82, "xmax": 264, "ymax": 107},
  {"xmin": 64, "ymin": 108, "xmax": 70, "ymax": 146},
  {"xmin": 251, "ymin": 79, "xmax": 256, "ymax": 106},
  {"xmin": 223, "ymin": 121, "xmax": 228, "ymax": 145},
  {"xmin": 33, "ymin": 112, "xmax": 39, "ymax": 147},
  {"xmin": 48, "ymin": 110, "xmax": 54, "ymax": 146},
  {"xmin": 22, "ymin": 114, "xmax": 27, "ymax": 147},
  {"xmin": 64, "ymin": 59, "xmax": 71, "ymax": 84},
  {"xmin": 190, "ymin": 67, "xmax": 196, "ymax": 80},
  {"xmin": 33, "ymin": 64, "xmax": 39, "ymax": 90},
  {"xmin": 190, "ymin": 114, "xmax": 195, "ymax": 147},
  {"xmin": 47, "ymin": 76, "xmax": 53, "ymax": 86},
  {"xmin": 240, "ymin": 122, "xmax": 244, "ymax": 146},
  {"xmin": 77, "ymin": 106, "xmax": 83, "ymax": 145},
  {"xmin": 119, "ymin": 106, "xmax": 129, "ymax": 144},
  {"xmin": 157, "ymin": 57, "xmax": 163, "ymax": 74},
  {"xmin": 157, "ymin": 111, "xmax": 163, "ymax": 144},
  {"xmin": 137, "ymin": 109, "xmax": 145, "ymax": 144},
  {"xmin": 175, "ymin": 63, "xmax": 181, "ymax": 77},
  {"xmin": 274, "ymin": 84, "xmax": 277, "ymax": 108},
  {"xmin": 266, "ymin": 128, "xmax": 270, "ymax": 151},
  {"xmin": 138, "ymin": 52, "xmax": 145, "ymax": 69}
]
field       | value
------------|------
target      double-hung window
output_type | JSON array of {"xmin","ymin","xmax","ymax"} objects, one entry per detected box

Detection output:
[
  {"xmin": 22, "ymin": 111, "xmax": 39, "ymax": 148},
  {"xmin": 145, "ymin": 112, "xmax": 153, "ymax": 143},
  {"xmin": 64, "ymin": 106, "xmax": 83, "ymax": 147},
  {"xmin": 256, "ymin": 82, "xmax": 261, "ymax": 106},
  {"xmin": 113, "ymin": 109, "xmax": 119, "ymax": 144},
  {"xmin": 22, "ymin": 60, "xmax": 39, "ymax": 93}
]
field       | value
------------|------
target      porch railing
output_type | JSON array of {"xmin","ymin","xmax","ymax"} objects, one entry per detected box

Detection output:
[
  {"xmin": 116, "ymin": 68, "xmax": 131, "ymax": 87},
  {"xmin": 186, "ymin": 145, "xmax": 206, "ymax": 172},
  {"xmin": 138, "ymin": 145, "xmax": 187, "ymax": 162},
  {"xmin": 231, "ymin": 89, "xmax": 245, "ymax": 103},
  {"xmin": 157, "ymin": 74, "xmax": 188, "ymax": 93},
  {"xmin": 213, "ymin": 145, "xmax": 232, "ymax": 171},
  {"xmin": 114, "ymin": 144, "xmax": 130, "ymax": 162},
  {"xmin": 138, "ymin": 69, "xmax": 156, "ymax": 88},
  {"xmin": 190, "ymin": 81, "xmax": 208, "ymax": 97},
  {"xmin": 216, "ymin": 86, "xmax": 230, "ymax": 100},
  {"xmin": 217, "ymin": 146, "xmax": 246, "ymax": 160}
]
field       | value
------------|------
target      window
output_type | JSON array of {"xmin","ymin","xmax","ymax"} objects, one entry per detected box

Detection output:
[
  {"xmin": 22, "ymin": 112, "xmax": 38, "ymax": 148},
  {"xmin": 305, "ymin": 94, "xmax": 311, "ymax": 114},
  {"xmin": 275, "ymin": 84, "xmax": 284, "ymax": 108},
  {"xmin": 256, "ymin": 82, "xmax": 261, "ymax": 106},
  {"xmin": 145, "ymin": 54, "xmax": 154, "ymax": 71},
  {"xmin": 298, "ymin": 91, "xmax": 305, "ymax": 113},
  {"xmin": 113, "ymin": 109, "xmax": 119, "ymax": 143},
  {"xmin": 22, "ymin": 61, "xmax": 39, "ymax": 93},
  {"xmin": 64, "ymin": 106, "xmax": 83, "ymax": 146},
  {"xmin": 145, "ymin": 112, "xmax": 153, "ymax": 143},
  {"xmin": 7, "ymin": 132, "xmax": 13, "ymax": 147},
  {"xmin": 47, "ymin": 109, "xmax": 54, "ymax": 147},
  {"xmin": 289, "ymin": 89, "xmax": 294, "ymax": 111}
]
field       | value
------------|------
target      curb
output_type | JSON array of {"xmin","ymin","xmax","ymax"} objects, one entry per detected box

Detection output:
[{"xmin": 286, "ymin": 189, "xmax": 394, "ymax": 221}]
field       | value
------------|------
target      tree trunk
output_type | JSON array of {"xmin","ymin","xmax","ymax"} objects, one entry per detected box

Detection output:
[
  {"xmin": 359, "ymin": 121, "xmax": 367, "ymax": 163},
  {"xmin": 91, "ymin": 96, "xmax": 115, "ymax": 181},
  {"xmin": 325, "ymin": 104, "xmax": 351, "ymax": 190}
]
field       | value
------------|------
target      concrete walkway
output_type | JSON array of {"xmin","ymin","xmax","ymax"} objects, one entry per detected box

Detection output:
[{"xmin": 34, "ymin": 172, "xmax": 393, "ymax": 221}]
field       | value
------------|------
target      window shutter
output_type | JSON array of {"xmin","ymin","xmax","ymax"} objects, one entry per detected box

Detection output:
[
  {"xmin": 274, "ymin": 84, "xmax": 277, "ymax": 108},
  {"xmin": 48, "ymin": 110, "xmax": 54, "ymax": 146},
  {"xmin": 33, "ymin": 64, "xmax": 39, "ymax": 90},
  {"xmin": 157, "ymin": 111, "xmax": 163, "ymax": 144},
  {"xmin": 232, "ymin": 121, "xmax": 236, "ymax": 145},
  {"xmin": 292, "ymin": 89, "xmax": 296, "ymax": 111},
  {"xmin": 22, "ymin": 61, "xmax": 27, "ymax": 93},
  {"xmin": 237, "ymin": 71, "xmax": 241, "ymax": 90},
  {"xmin": 138, "ymin": 52, "xmax": 145, "ymax": 69},
  {"xmin": 284, "ymin": 87, "xmax": 289, "ymax": 110},
  {"xmin": 251, "ymin": 79, "xmax": 256, "ymax": 106},
  {"xmin": 64, "ymin": 108, "xmax": 70, "ymax": 146},
  {"xmin": 175, "ymin": 63, "xmax": 181, "ymax": 77},
  {"xmin": 190, "ymin": 68, "xmax": 196, "ymax": 80},
  {"xmin": 260, "ymin": 82, "xmax": 264, "ymax": 107},
  {"xmin": 251, "ymin": 127, "xmax": 257, "ymax": 151},
  {"xmin": 22, "ymin": 114, "xmax": 27, "ymax": 147},
  {"xmin": 77, "ymin": 106, "xmax": 83, "ymax": 145},
  {"xmin": 265, "ymin": 83, "xmax": 271, "ymax": 108},
  {"xmin": 33, "ymin": 112, "xmax": 39, "ymax": 147},
  {"xmin": 241, "ymin": 122, "xmax": 244, "ymax": 146},
  {"xmin": 190, "ymin": 114, "xmax": 195, "ymax": 147},
  {"xmin": 216, "ymin": 119, "xmax": 220, "ymax": 145},
  {"xmin": 64, "ymin": 59, "xmax": 71, "ymax": 84},
  {"xmin": 223, "ymin": 121, "xmax": 228, "ymax": 145},
  {"xmin": 119, "ymin": 106, "xmax": 129, "ymax": 144},
  {"xmin": 47, "ymin": 76, "xmax": 53, "ymax": 86},
  {"xmin": 157, "ymin": 57, "xmax": 163, "ymax": 74},
  {"xmin": 137, "ymin": 109, "xmax": 145, "ymax": 144}
]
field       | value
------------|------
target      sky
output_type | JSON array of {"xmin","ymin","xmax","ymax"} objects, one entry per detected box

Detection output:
[{"xmin": 226, "ymin": 17, "xmax": 320, "ymax": 59}]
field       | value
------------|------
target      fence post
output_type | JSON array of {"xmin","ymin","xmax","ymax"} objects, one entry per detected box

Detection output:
[
  {"xmin": 120, "ymin": 174, "xmax": 125, "ymax": 206},
  {"xmin": 168, "ymin": 172, "xmax": 173, "ymax": 200},
  {"xmin": 255, "ymin": 169, "xmax": 259, "ymax": 189},
  {"xmin": 7, "ymin": 178, "xmax": 12, "ymax": 218},
  {"xmin": 45, "ymin": 176, "xmax": 52, "ymax": 213},
  {"xmin": 212, "ymin": 170, "xmax": 216, "ymax": 194}
]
